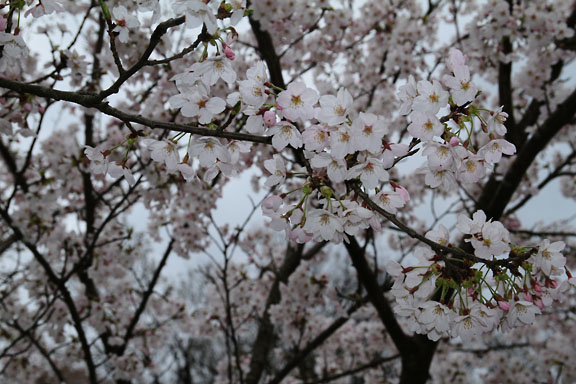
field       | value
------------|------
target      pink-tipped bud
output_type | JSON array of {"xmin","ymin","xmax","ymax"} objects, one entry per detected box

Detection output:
[
  {"xmin": 534, "ymin": 298, "xmax": 544, "ymax": 310},
  {"xmin": 497, "ymin": 301, "xmax": 510, "ymax": 311},
  {"xmin": 468, "ymin": 287, "xmax": 475, "ymax": 295},
  {"xmin": 263, "ymin": 110, "xmax": 277, "ymax": 127},
  {"xmin": 523, "ymin": 293, "xmax": 533, "ymax": 303},
  {"xmin": 550, "ymin": 280, "xmax": 559, "ymax": 289},
  {"xmin": 449, "ymin": 136, "xmax": 460, "ymax": 147},
  {"xmin": 275, "ymin": 103, "xmax": 283, "ymax": 111},
  {"xmin": 222, "ymin": 43, "xmax": 235, "ymax": 61},
  {"xmin": 533, "ymin": 282, "xmax": 542, "ymax": 293},
  {"xmin": 396, "ymin": 185, "xmax": 410, "ymax": 203}
]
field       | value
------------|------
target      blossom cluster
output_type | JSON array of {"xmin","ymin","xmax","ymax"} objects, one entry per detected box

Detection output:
[
  {"xmin": 399, "ymin": 49, "xmax": 516, "ymax": 189},
  {"xmin": 387, "ymin": 211, "xmax": 573, "ymax": 341}
]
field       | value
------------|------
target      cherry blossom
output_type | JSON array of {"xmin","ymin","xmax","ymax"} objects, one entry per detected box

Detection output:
[
  {"xmin": 478, "ymin": 139, "xmax": 516, "ymax": 164},
  {"xmin": 443, "ymin": 65, "xmax": 478, "ymax": 106},
  {"xmin": 169, "ymin": 84, "xmax": 226, "ymax": 124},
  {"xmin": 112, "ymin": 5, "xmax": 140, "ymax": 43},
  {"xmin": 269, "ymin": 121, "xmax": 303, "ymax": 150},
  {"xmin": 412, "ymin": 80, "xmax": 449, "ymax": 115},
  {"xmin": 303, "ymin": 209, "xmax": 344, "ymax": 242},
  {"xmin": 350, "ymin": 112, "xmax": 387, "ymax": 153},
  {"xmin": 532, "ymin": 240, "xmax": 566, "ymax": 277},
  {"xmin": 276, "ymin": 82, "xmax": 319, "ymax": 122},
  {"xmin": 174, "ymin": 0, "xmax": 218, "ymax": 33},
  {"xmin": 407, "ymin": 111, "xmax": 444, "ymax": 141},
  {"xmin": 315, "ymin": 88, "xmax": 353, "ymax": 126},
  {"xmin": 191, "ymin": 55, "xmax": 237, "ymax": 86},
  {"xmin": 263, "ymin": 154, "xmax": 286, "ymax": 187},
  {"xmin": 0, "ymin": 33, "xmax": 28, "ymax": 72},
  {"xmin": 141, "ymin": 138, "xmax": 180, "ymax": 172}
]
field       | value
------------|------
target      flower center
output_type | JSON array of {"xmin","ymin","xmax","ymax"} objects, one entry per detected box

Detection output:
[
  {"xmin": 291, "ymin": 94, "xmax": 303, "ymax": 107},
  {"xmin": 197, "ymin": 99, "xmax": 207, "ymax": 109}
]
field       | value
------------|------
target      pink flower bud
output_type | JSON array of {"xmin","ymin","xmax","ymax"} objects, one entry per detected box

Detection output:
[
  {"xmin": 449, "ymin": 136, "xmax": 460, "ymax": 146},
  {"xmin": 397, "ymin": 185, "xmax": 410, "ymax": 203},
  {"xmin": 523, "ymin": 293, "xmax": 533, "ymax": 302},
  {"xmin": 24, "ymin": 103, "xmax": 32, "ymax": 112},
  {"xmin": 263, "ymin": 110, "xmax": 277, "ymax": 127},
  {"xmin": 497, "ymin": 301, "xmax": 510, "ymax": 311},
  {"xmin": 533, "ymin": 282, "xmax": 542, "ymax": 293},
  {"xmin": 534, "ymin": 298, "xmax": 544, "ymax": 310},
  {"xmin": 222, "ymin": 43, "xmax": 235, "ymax": 61},
  {"xmin": 550, "ymin": 280, "xmax": 559, "ymax": 289}
]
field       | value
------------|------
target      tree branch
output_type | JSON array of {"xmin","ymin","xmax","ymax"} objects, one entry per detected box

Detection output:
[{"xmin": 0, "ymin": 77, "xmax": 271, "ymax": 145}]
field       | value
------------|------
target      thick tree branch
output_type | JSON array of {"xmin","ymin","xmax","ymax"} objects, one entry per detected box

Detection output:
[
  {"xmin": 248, "ymin": 9, "xmax": 286, "ymax": 89},
  {"xmin": 343, "ymin": 237, "xmax": 413, "ymax": 357},
  {"xmin": 499, "ymin": 35, "xmax": 519, "ymax": 146},
  {"xmin": 0, "ymin": 139, "xmax": 29, "ymax": 193}
]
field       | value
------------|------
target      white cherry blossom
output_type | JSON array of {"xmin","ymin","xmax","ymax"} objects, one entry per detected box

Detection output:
[
  {"xmin": 315, "ymin": 88, "xmax": 353, "ymax": 126},
  {"xmin": 443, "ymin": 65, "xmax": 477, "ymax": 106},
  {"xmin": 350, "ymin": 112, "xmax": 387, "ymax": 153},
  {"xmin": 407, "ymin": 111, "xmax": 444, "ymax": 141},
  {"xmin": 397, "ymin": 75, "xmax": 417, "ymax": 115},
  {"xmin": 192, "ymin": 56, "xmax": 237, "ymax": 86},
  {"xmin": 478, "ymin": 139, "xmax": 516, "ymax": 164},
  {"xmin": 277, "ymin": 82, "xmax": 319, "ymax": 122},
  {"xmin": 174, "ymin": 0, "xmax": 218, "ymax": 34},
  {"xmin": 189, "ymin": 137, "xmax": 228, "ymax": 167},
  {"xmin": 328, "ymin": 124, "xmax": 355, "ymax": 158},
  {"xmin": 532, "ymin": 240, "xmax": 566, "ymax": 276},
  {"xmin": 347, "ymin": 157, "xmax": 389, "ymax": 190},
  {"xmin": 263, "ymin": 154, "xmax": 286, "ymax": 187},
  {"xmin": 169, "ymin": 84, "xmax": 226, "ymax": 124},
  {"xmin": 507, "ymin": 300, "xmax": 541, "ymax": 326},
  {"xmin": 310, "ymin": 153, "xmax": 348, "ymax": 183},
  {"xmin": 302, "ymin": 124, "xmax": 329, "ymax": 152},
  {"xmin": 112, "ymin": 5, "xmax": 140, "ymax": 43},
  {"xmin": 269, "ymin": 121, "xmax": 303, "ymax": 150},
  {"xmin": 413, "ymin": 80, "xmax": 449, "ymax": 115},
  {"xmin": 141, "ymin": 138, "xmax": 180, "ymax": 172},
  {"xmin": 469, "ymin": 220, "xmax": 511, "ymax": 259},
  {"xmin": 304, "ymin": 209, "xmax": 344, "ymax": 242}
]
